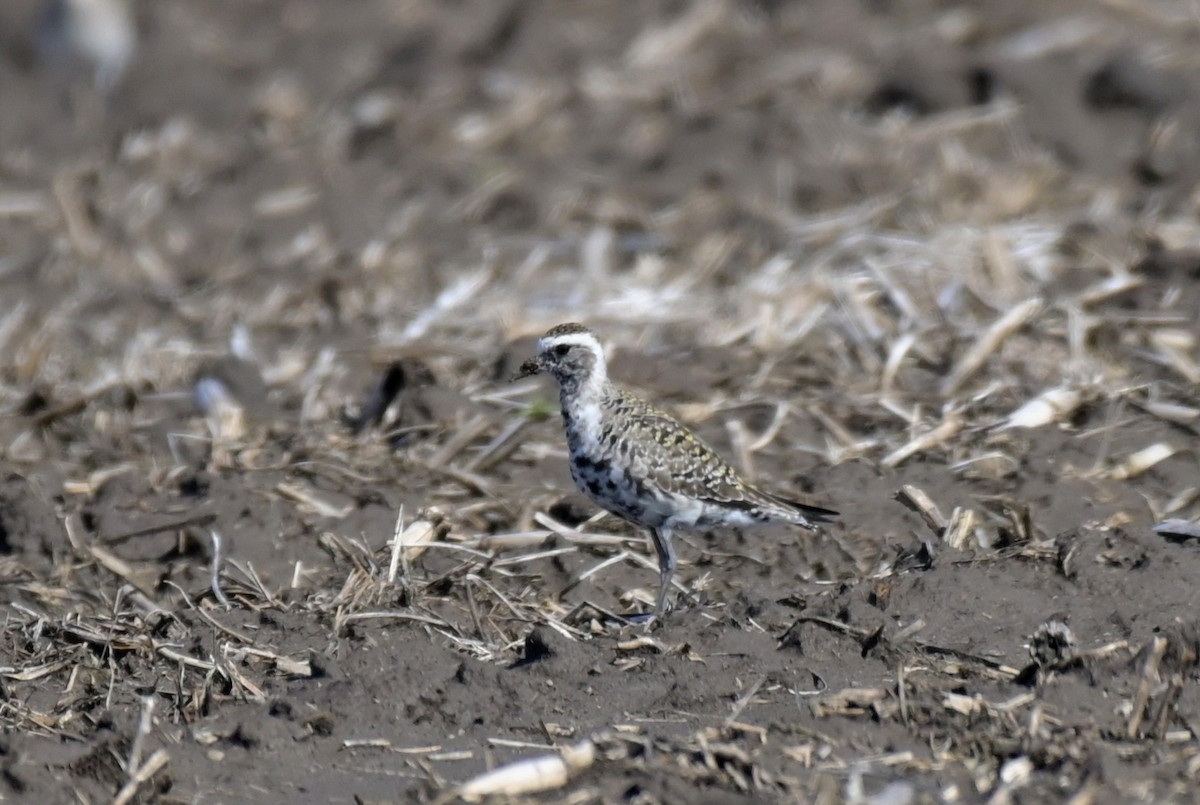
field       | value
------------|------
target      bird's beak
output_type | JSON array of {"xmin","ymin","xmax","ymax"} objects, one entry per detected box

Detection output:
[{"xmin": 510, "ymin": 357, "xmax": 543, "ymax": 382}]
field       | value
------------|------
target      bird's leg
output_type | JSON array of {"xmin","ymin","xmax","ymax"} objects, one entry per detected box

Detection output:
[{"xmin": 648, "ymin": 526, "xmax": 677, "ymax": 622}]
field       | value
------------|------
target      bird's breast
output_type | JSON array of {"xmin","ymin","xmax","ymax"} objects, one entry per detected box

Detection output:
[{"xmin": 561, "ymin": 406, "xmax": 671, "ymax": 527}]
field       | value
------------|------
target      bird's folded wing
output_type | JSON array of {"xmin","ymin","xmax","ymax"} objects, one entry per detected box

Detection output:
[
  {"xmin": 623, "ymin": 405, "xmax": 762, "ymax": 505},
  {"xmin": 624, "ymin": 403, "xmax": 839, "ymax": 519}
]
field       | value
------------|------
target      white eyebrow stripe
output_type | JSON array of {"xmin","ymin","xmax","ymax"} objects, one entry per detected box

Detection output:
[{"xmin": 539, "ymin": 332, "xmax": 603, "ymax": 352}]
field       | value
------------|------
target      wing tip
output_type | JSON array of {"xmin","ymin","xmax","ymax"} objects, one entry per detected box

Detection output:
[
  {"xmin": 768, "ymin": 492, "xmax": 839, "ymax": 523},
  {"xmin": 802, "ymin": 504, "xmax": 840, "ymax": 522},
  {"xmin": 749, "ymin": 488, "xmax": 839, "ymax": 524}
]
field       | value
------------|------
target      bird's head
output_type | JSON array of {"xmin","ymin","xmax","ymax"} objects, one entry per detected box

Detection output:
[{"xmin": 511, "ymin": 322, "xmax": 607, "ymax": 394}]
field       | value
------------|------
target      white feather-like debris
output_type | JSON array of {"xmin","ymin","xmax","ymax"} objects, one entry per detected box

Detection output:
[
  {"xmin": 1000, "ymin": 387, "xmax": 1083, "ymax": 430},
  {"xmin": 457, "ymin": 739, "xmax": 595, "ymax": 801},
  {"xmin": 1110, "ymin": 443, "xmax": 1177, "ymax": 480}
]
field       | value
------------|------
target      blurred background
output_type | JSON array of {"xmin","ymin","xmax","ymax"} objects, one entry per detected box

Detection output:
[{"xmin": 3, "ymin": 0, "xmax": 1199, "ymax": 372}]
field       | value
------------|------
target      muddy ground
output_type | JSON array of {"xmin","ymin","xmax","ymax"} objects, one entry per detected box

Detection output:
[{"xmin": 2, "ymin": 1, "xmax": 1200, "ymax": 803}]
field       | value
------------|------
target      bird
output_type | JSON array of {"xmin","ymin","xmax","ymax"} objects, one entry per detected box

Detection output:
[{"xmin": 512, "ymin": 322, "xmax": 838, "ymax": 623}]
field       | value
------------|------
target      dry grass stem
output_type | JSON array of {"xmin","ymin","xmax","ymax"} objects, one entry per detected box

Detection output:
[
  {"xmin": 941, "ymin": 298, "xmax": 1044, "ymax": 397},
  {"xmin": 882, "ymin": 411, "xmax": 964, "ymax": 468}
]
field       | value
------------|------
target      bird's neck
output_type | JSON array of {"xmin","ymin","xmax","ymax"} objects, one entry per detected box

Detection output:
[{"xmin": 559, "ymin": 364, "xmax": 611, "ymax": 431}]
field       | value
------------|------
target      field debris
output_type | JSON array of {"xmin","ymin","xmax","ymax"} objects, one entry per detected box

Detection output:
[
  {"xmin": 940, "ymin": 297, "xmax": 1044, "ymax": 398},
  {"xmin": 1000, "ymin": 386, "xmax": 1084, "ymax": 430},
  {"xmin": 881, "ymin": 411, "xmax": 964, "ymax": 468},
  {"xmin": 895, "ymin": 485, "xmax": 946, "ymax": 534},
  {"xmin": 1154, "ymin": 519, "xmax": 1200, "ymax": 541},
  {"xmin": 1109, "ymin": 443, "xmax": 1178, "ymax": 480},
  {"xmin": 2, "ymin": 0, "xmax": 1200, "ymax": 802},
  {"xmin": 454, "ymin": 738, "xmax": 595, "ymax": 801}
]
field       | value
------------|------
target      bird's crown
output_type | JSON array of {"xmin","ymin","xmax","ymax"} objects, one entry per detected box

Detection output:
[{"xmin": 543, "ymin": 322, "xmax": 592, "ymax": 339}]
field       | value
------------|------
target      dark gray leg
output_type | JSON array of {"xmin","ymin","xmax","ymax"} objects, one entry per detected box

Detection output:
[{"xmin": 648, "ymin": 526, "xmax": 677, "ymax": 621}]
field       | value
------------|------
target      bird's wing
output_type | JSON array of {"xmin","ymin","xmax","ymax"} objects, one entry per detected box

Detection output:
[
  {"xmin": 635, "ymin": 409, "xmax": 748, "ymax": 502},
  {"xmin": 620, "ymin": 398, "xmax": 835, "ymax": 519}
]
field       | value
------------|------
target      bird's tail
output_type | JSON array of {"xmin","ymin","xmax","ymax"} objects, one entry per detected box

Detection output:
[{"xmin": 757, "ymin": 489, "xmax": 839, "ymax": 528}]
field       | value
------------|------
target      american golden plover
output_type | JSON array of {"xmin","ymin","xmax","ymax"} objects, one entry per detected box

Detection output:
[{"xmin": 514, "ymin": 322, "xmax": 838, "ymax": 622}]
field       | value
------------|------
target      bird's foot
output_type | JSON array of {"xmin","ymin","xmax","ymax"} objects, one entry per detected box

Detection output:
[{"xmin": 621, "ymin": 611, "xmax": 660, "ymax": 630}]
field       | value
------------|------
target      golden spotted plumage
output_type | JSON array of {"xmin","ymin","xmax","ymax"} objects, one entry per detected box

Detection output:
[{"xmin": 513, "ymin": 323, "xmax": 838, "ymax": 623}]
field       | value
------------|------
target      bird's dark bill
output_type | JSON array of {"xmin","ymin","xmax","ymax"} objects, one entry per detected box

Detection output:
[{"xmin": 510, "ymin": 358, "xmax": 542, "ymax": 381}]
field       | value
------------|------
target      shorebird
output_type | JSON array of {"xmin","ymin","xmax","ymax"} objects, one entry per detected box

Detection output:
[{"xmin": 513, "ymin": 322, "xmax": 838, "ymax": 622}]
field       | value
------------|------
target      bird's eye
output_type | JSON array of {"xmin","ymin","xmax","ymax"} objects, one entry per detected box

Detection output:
[{"xmin": 553, "ymin": 344, "xmax": 570, "ymax": 357}]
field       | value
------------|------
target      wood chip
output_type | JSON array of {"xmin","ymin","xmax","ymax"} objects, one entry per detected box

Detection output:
[
  {"xmin": 943, "ymin": 692, "xmax": 983, "ymax": 715},
  {"xmin": 1110, "ymin": 443, "xmax": 1177, "ymax": 480},
  {"xmin": 895, "ymin": 485, "xmax": 947, "ymax": 534},
  {"xmin": 810, "ymin": 687, "xmax": 888, "ymax": 718},
  {"xmin": 275, "ymin": 481, "xmax": 354, "ymax": 518},
  {"xmin": 457, "ymin": 739, "xmax": 595, "ymax": 801},
  {"xmin": 943, "ymin": 507, "xmax": 979, "ymax": 550},
  {"xmin": 1000, "ymin": 387, "xmax": 1083, "ymax": 430}
]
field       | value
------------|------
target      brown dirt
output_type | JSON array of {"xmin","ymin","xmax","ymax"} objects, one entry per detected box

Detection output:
[{"xmin": 3, "ymin": 1, "xmax": 1200, "ymax": 803}]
